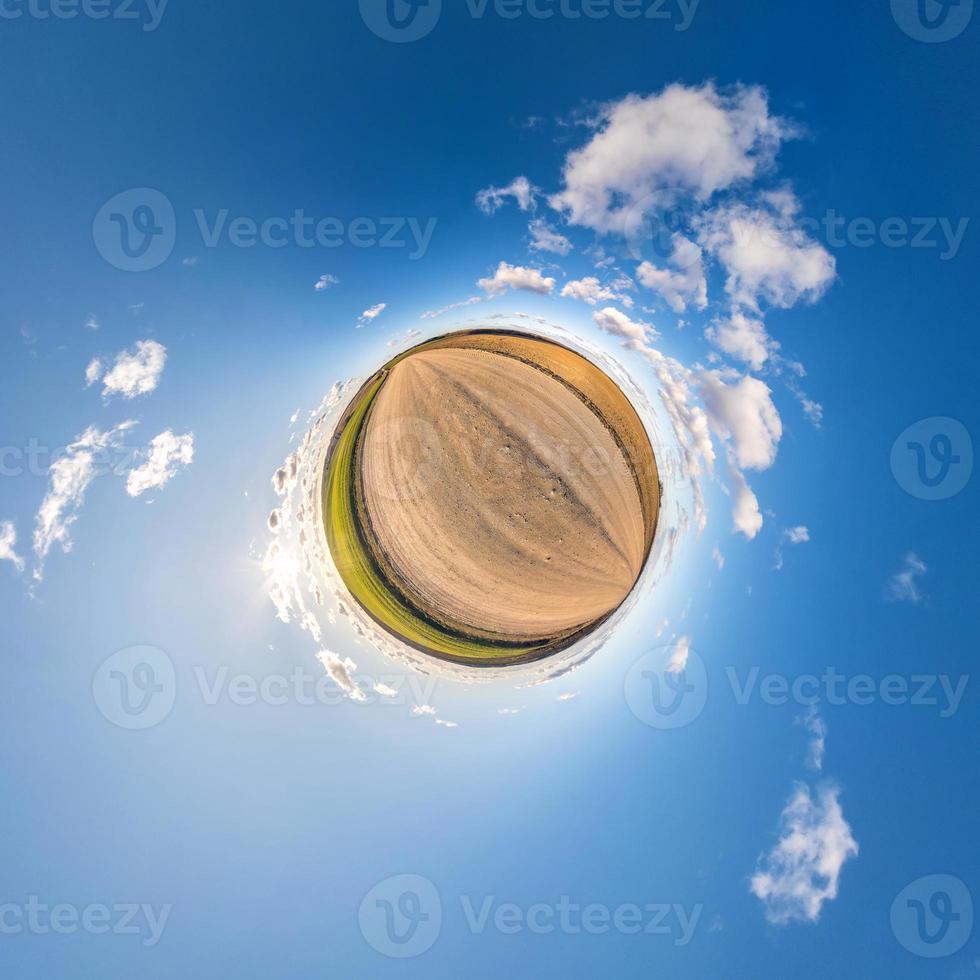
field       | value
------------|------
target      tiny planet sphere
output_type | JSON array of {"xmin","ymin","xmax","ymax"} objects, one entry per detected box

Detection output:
[{"xmin": 323, "ymin": 329, "xmax": 660, "ymax": 666}]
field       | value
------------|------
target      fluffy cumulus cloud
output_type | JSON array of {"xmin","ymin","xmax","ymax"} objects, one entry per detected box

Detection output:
[
  {"xmin": 699, "ymin": 370, "xmax": 782, "ymax": 471},
  {"xmin": 592, "ymin": 307, "xmax": 655, "ymax": 346},
  {"xmin": 32, "ymin": 422, "xmax": 136, "ymax": 580},
  {"xmin": 751, "ymin": 784, "xmax": 858, "ymax": 925},
  {"xmin": 478, "ymin": 262, "xmax": 556, "ymax": 296},
  {"xmin": 89, "ymin": 340, "xmax": 167, "ymax": 400},
  {"xmin": 125, "ymin": 430, "xmax": 195, "ymax": 498},
  {"xmin": 357, "ymin": 303, "xmax": 386, "ymax": 327},
  {"xmin": 0, "ymin": 521, "xmax": 24, "ymax": 573},
  {"xmin": 561, "ymin": 276, "xmax": 632, "ymax": 307},
  {"xmin": 528, "ymin": 218, "xmax": 573, "ymax": 255},
  {"xmin": 314, "ymin": 273, "xmax": 339, "ymax": 292},
  {"xmin": 636, "ymin": 234, "xmax": 708, "ymax": 313},
  {"xmin": 886, "ymin": 552, "xmax": 928, "ymax": 604},
  {"xmin": 476, "ymin": 176, "xmax": 538, "ymax": 215},
  {"xmin": 705, "ymin": 311, "xmax": 776, "ymax": 372},
  {"xmin": 698, "ymin": 200, "xmax": 836, "ymax": 310},
  {"xmin": 549, "ymin": 83, "xmax": 794, "ymax": 233},
  {"xmin": 467, "ymin": 80, "xmax": 839, "ymax": 542}
]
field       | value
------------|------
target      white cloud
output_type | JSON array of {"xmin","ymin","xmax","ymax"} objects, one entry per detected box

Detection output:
[
  {"xmin": 84, "ymin": 358, "xmax": 103, "ymax": 388},
  {"xmin": 786, "ymin": 526, "xmax": 810, "ymax": 544},
  {"xmin": 751, "ymin": 784, "xmax": 858, "ymax": 925},
  {"xmin": 561, "ymin": 276, "xmax": 632, "ymax": 307},
  {"xmin": 84, "ymin": 314, "xmax": 100, "ymax": 331},
  {"xmin": 412, "ymin": 704, "xmax": 437, "ymax": 717},
  {"xmin": 0, "ymin": 521, "xmax": 24, "ymax": 573},
  {"xmin": 476, "ymin": 176, "xmax": 538, "ymax": 214},
  {"xmin": 549, "ymin": 83, "xmax": 794, "ymax": 233},
  {"xmin": 705, "ymin": 311, "xmax": 777, "ymax": 371},
  {"xmin": 125, "ymin": 430, "xmax": 195, "ymax": 498},
  {"xmin": 636, "ymin": 234, "xmax": 708, "ymax": 313},
  {"xmin": 420, "ymin": 296, "xmax": 483, "ymax": 319},
  {"xmin": 357, "ymin": 303, "xmax": 386, "ymax": 327},
  {"xmin": 698, "ymin": 370, "xmax": 781, "ymax": 538},
  {"xmin": 712, "ymin": 546, "xmax": 725, "ymax": 570},
  {"xmin": 92, "ymin": 340, "xmax": 167, "ymax": 400},
  {"xmin": 698, "ymin": 200, "xmax": 836, "ymax": 310},
  {"xmin": 699, "ymin": 370, "xmax": 782, "ymax": 471},
  {"xmin": 556, "ymin": 692, "xmax": 578, "ymax": 702},
  {"xmin": 775, "ymin": 525, "xmax": 811, "ymax": 570},
  {"xmin": 314, "ymin": 274, "xmax": 339, "ymax": 292},
  {"xmin": 386, "ymin": 328, "xmax": 422, "ymax": 349},
  {"xmin": 666, "ymin": 635, "xmax": 691, "ymax": 674},
  {"xmin": 32, "ymin": 422, "xmax": 136, "ymax": 580},
  {"xmin": 887, "ymin": 552, "xmax": 928, "ymax": 605},
  {"xmin": 528, "ymin": 218, "xmax": 573, "ymax": 255},
  {"xmin": 592, "ymin": 307, "xmax": 656, "ymax": 346},
  {"xmin": 317, "ymin": 650, "xmax": 366, "ymax": 702},
  {"xmin": 798, "ymin": 706, "xmax": 827, "ymax": 772},
  {"xmin": 478, "ymin": 262, "xmax": 556, "ymax": 296},
  {"xmin": 727, "ymin": 464, "xmax": 764, "ymax": 540}
]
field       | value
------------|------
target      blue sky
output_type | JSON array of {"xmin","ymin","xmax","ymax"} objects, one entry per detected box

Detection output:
[{"xmin": 1, "ymin": 1, "xmax": 979, "ymax": 977}]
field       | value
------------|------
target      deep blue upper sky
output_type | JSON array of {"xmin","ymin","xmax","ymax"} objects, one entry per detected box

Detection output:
[{"xmin": 1, "ymin": 2, "xmax": 978, "ymax": 978}]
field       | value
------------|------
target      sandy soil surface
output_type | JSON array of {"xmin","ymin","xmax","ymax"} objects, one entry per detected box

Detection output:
[{"xmin": 357, "ymin": 345, "xmax": 649, "ymax": 643}]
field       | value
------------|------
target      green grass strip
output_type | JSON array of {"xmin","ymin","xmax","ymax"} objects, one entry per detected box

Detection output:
[{"xmin": 322, "ymin": 373, "xmax": 553, "ymax": 665}]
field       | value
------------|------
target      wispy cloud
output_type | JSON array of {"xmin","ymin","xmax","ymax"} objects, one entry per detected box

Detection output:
[
  {"xmin": 798, "ymin": 705, "xmax": 827, "ymax": 772},
  {"xmin": 0, "ymin": 521, "xmax": 24, "ymax": 573},
  {"xmin": 886, "ymin": 552, "xmax": 928, "ymax": 605},
  {"xmin": 775, "ymin": 525, "xmax": 810, "ymax": 570},
  {"xmin": 421, "ymin": 296, "xmax": 483, "ymax": 320},
  {"xmin": 317, "ymin": 650, "xmax": 366, "ymax": 702},
  {"xmin": 32, "ymin": 421, "xmax": 136, "ymax": 581},
  {"xmin": 314, "ymin": 274, "xmax": 339, "ymax": 292},
  {"xmin": 88, "ymin": 340, "xmax": 167, "ymax": 400},
  {"xmin": 476, "ymin": 175, "xmax": 538, "ymax": 214},
  {"xmin": 528, "ymin": 218, "xmax": 572, "ymax": 256},
  {"xmin": 666, "ymin": 635, "xmax": 691, "ymax": 674},
  {"xmin": 357, "ymin": 303, "xmax": 386, "ymax": 328},
  {"xmin": 126, "ymin": 430, "xmax": 195, "ymax": 498}
]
